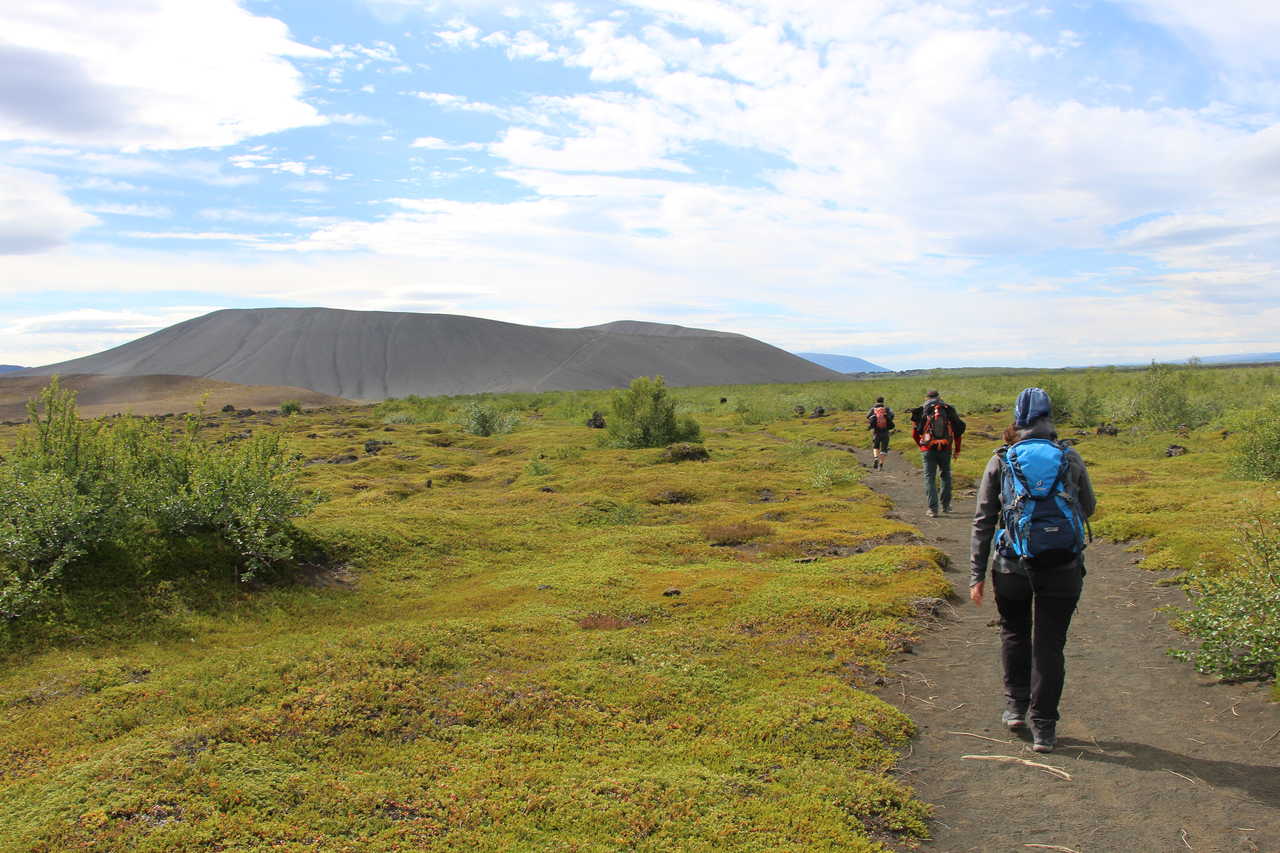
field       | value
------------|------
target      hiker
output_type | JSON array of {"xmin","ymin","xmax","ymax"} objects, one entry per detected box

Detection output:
[
  {"xmin": 969, "ymin": 387, "xmax": 1096, "ymax": 754},
  {"xmin": 909, "ymin": 390, "xmax": 964, "ymax": 517},
  {"xmin": 866, "ymin": 396, "xmax": 895, "ymax": 470}
]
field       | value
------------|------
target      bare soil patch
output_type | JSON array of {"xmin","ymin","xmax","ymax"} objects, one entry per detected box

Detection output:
[
  {"xmin": 0, "ymin": 373, "xmax": 352, "ymax": 421},
  {"xmin": 862, "ymin": 447, "xmax": 1280, "ymax": 853}
]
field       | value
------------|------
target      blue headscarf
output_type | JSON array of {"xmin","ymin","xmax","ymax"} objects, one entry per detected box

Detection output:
[{"xmin": 1014, "ymin": 387, "xmax": 1052, "ymax": 427}]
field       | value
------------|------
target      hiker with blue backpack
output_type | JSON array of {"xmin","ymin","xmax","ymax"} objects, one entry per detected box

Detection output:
[{"xmin": 969, "ymin": 387, "xmax": 1096, "ymax": 754}]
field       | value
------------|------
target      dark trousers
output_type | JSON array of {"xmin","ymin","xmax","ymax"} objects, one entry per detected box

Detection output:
[
  {"xmin": 993, "ymin": 568, "xmax": 1081, "ymax": 722},
  {"xmin": 922, "ymin": 447, "xmax": 952, "ymax": 510}
]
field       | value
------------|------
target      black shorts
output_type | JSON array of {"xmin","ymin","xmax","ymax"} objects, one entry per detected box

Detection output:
[{"xmin": 872, "ymin": 429, "xmax": 891, "ymax": 451}]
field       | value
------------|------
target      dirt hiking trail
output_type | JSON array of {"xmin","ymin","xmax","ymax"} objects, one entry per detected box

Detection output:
[{"xmin": 858, "ymin": 446, "xmax": 1280, "ymax": 853}]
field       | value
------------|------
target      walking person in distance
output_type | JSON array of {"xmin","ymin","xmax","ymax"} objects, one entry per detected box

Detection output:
[
  {"xmin": 910, "ymin": 390, "xmax": 964, "ymax": 517},
  {"xmin": 866, "ymin": 396, "xmax": 895, "ymax": 470},
  {"xmin": 969, "ymin": 387, "xmax": 1096, "ymax": 753}
]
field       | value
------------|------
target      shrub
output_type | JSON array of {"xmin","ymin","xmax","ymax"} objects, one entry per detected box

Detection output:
[
  {"xmin": 1229, "ymin": 403, "xmax": 1280, "ymax": 481},
  {"xmin": 0, "ymin": 379, "xmax": 318, "ymax": 619},
  {"xmin": 607, "ymin": 376, "xmax": 701, "ymax": 448},
  {"xmin": 1125, "ymin": 363, "xmax": 1215, "ymax": 428},
  {"xmin": 1169, "ymin": 510, "xmax": 1280, "ymax": 681},
  {"xmin": 525, "ymin": 460, "xmax": 552, "ymax": 477},
  {"xmin": 460, "ymin": 401, "xmax": 519, "ymax": 437},
  {"xmin": 1072, "ymin": 385, "xmax": 1104, "ymax": 427},
  {"xmin": 280, "ymin": 400, "xmax": 302, "ymax": 416}
]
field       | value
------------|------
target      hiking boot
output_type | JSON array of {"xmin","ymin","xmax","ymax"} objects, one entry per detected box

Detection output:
[
  {"xmin": 926, "ymin": 508, "xmax": 938, "ymax": 518},
  {"xmin": 1001, "ymin": 707, "xmax": 1027, "ymax": 730},
  {"xmin": 942, "ymin": 504, "xmax": 952, "ymax": 514},
  {"xmin": 1030, "ymin": 720, "xmax": 1056, "ymax": 753}
]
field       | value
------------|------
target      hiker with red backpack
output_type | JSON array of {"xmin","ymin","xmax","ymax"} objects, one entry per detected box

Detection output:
[
  {"xmin": 910, "ymin": 390, "xmax": 965, "ymax": 517},
  {"xmin": 969, "ymin": 387, "xmax": 1096, "ymax": 754},
  {"xmin": 866, "ymin": 396, "xmax": 895, "ymax": 469}
]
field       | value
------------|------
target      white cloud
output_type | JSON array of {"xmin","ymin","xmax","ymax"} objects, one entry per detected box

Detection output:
[
  {"xmin": 411, "ymin": 136, "xmax": 485, "ymax": 150},
  {"xmin": 0, "ymin": 166, "xmax": 99, "ymax": 254},
  {"xmin": 122, "ymin": 230, "xmax": 292, "ymax": 243},
  {"xmin": 86, "ymin": 202, "xmax": 173, "ymax": 218},
  {"xmin": 0, "ymin": 0, "xmax": 326, "ymax": 150},
  {"xmin": 1117, "ymin": 0, "xmax": 1280, "ymax": 70}
]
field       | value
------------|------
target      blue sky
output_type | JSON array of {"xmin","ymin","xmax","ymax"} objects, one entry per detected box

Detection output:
[{"xmin": 3, "ymin": 0, "xmax": 1279, "ymax": 370}]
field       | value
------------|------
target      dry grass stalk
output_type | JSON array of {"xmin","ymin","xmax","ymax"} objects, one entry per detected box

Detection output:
[
  {"xmin": 947, "ymin": 731, "xmax": 1012, "ymax": 745},
  {"xmin": 1024, "ymin": 845, "xmax": 1081, "ymax": 853},
  {"xmin": 961, "ymin": 754, "xmax": 1072, "ymax": 780}
]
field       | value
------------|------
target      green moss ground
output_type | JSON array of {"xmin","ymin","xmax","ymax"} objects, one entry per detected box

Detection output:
[{"xmin": 0, "ymin": 408, "xmax": 948, "ymax": 851}]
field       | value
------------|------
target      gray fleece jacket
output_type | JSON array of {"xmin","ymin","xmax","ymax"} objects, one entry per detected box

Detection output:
[{"xmin": 969, "ymin": 419, "xmax": 1097, "ymax": 587}]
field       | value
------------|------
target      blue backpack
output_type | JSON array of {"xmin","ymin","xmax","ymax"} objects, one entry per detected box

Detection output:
[{"xmin": 995, "ymin": 438, "xmax": 1087, "ymax": 568}]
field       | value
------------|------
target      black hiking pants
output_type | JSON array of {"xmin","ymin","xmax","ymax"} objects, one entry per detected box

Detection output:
[{"xmin": 993, "ymin": 565, "xmax": 1082, "ymax": 722}]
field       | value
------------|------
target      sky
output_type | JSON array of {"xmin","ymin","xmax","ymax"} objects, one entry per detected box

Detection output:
[{"xmin": 2, "ymin": 0, "xmax": 1280, "ymax": 370}]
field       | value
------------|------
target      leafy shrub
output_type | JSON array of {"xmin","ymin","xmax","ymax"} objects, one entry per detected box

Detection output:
[
  {"xmin": 1125, "ymin": 363, "xmax": 1215, "ymax": 428},
  {"xmin": 1229, "ymin": 403, "xmax": 1280, "ymax": 481},
  {"xmin": 525, "ymin": 460, "xmax": 552, "ymax": 477},
  {"xmin": 1169, "ymin": 510, "xmax": 1280, "ymax": 681},
  {"xmin": 1072, "ymin": 385, "xmax": 1104, "ymax": 427},
  {"xmin": 0, "ymin": 379, "xmax": 317, "ymax": 619},
  {"xmin": 607, "ymin": 376, "xmax": 701, "ymax": 448},
  {"xmin": 460, "ymin": 401, "xmax": 519, "ymax": 437},
  {"xmin": 280, "ymin": 400, "xmax": 302, "ymax": 416}
]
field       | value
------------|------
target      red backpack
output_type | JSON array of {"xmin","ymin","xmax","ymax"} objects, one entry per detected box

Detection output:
[
  {"xmin": 872, "ymin": 405, "xmax": 890, "ymax": 430},
  {"xmin": 921, "ymin": 402, "xmax": 952, "ymax": 446}
]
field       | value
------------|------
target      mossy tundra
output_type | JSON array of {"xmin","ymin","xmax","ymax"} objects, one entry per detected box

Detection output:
[{"xmin": 2, "ymin": 362, "xmax": 1277, "ymax": 850}]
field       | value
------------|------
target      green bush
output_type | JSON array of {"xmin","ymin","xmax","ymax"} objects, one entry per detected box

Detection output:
[
  {"xmin": 1072, "ymin": 384, "xmax": 1104, "ymax": 427},
  {"xmin": 280, "ymin": 399, "xmax": 302, "ymax": 416},
  {"xmin": 607, "ymin": 376, "xmax": 701, "ymax": 448},
  {"xmin": 1169, "ymin": 510, "xmax": 1280, "ymax": 681},
  {"xmin": 459, "ymin": 401, "xmax": 519, "ymax": 437},
  {"xmin": 1229, "ymin": 403, "xmax": 1280, "ymax": 481},
  {"xmin": 0, "ymin": 379, "xmax": 318, "ymax": 620},
  {"xmin": 1125, "ymin": 363, "xmax": 1215, "ymax": 428}
]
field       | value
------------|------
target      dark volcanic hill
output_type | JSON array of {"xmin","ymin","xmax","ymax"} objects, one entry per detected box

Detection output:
[{"xmin": 20, "ymin": 308, "xmax": 843, "ymax": 400}]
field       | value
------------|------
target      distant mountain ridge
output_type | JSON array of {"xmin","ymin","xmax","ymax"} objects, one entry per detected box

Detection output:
[
  {"xmin": 795, "ymin": 353, "xmax": 889, "ymax": 373},
  {"xmin": 0, "ymin": 365, "xmax": 23, "ymax": 373},
  {"xmin": 19, "ymin": 308, "xmax": 844, "ymax": 400},
  {"xmin": 1197, "ymin": 352, "xmax": 1280, "ymax": 365}
]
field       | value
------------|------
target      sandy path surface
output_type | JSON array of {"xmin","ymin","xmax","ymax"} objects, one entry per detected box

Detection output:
[{"xmin": 857, "ymin": 446, "xmax": 1279, "ymax": 853}]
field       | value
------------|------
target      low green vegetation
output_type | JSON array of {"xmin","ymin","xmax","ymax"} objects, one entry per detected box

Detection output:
[
  {"xmin": 1169, "ymin": 509, "xmax": 1280, "ymax": 681},
  {"xmin": 280, "ymin": 399, "xmax": 302, "ymax": 417},
  {"xmin": 1, "ymin": 361, "xmax": 1277, "ymax": 850},
  {"xmin": 0, "ymin": 380, "xmax": 946, "ymax": 851},
  {"xmin": 0, "ymin": 379, "xmax": 316, "ymax": 623}
]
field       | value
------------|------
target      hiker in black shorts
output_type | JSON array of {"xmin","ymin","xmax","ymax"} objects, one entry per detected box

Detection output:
[
  {"xmin": 969, "ymin": 387, "xmax": 1096, "ymax": 753},
  {"xmin": 866, "ymin": 397, "xmax": 895, "ymax": 470}
]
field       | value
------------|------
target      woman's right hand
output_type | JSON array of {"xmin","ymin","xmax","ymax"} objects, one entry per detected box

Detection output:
[{"xmin": 969, "ymin": 581, "xmax": 985, "ymax": 606}]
